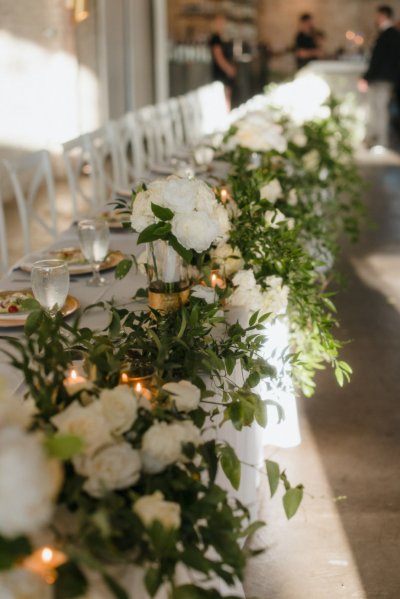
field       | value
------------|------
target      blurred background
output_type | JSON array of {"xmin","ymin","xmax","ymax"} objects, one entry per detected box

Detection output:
[{"xmin": 2, "ymin": 0, "xmax": 400, "ymax": 168}]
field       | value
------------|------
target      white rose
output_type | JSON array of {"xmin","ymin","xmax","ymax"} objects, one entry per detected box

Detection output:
[
  {"xmin": 172, "ymin": 211, "xmax": 220, "ymax": 252},
  {"xmin": 287, "ymin": 217, "xmax": 295, "ymax": 230},
  {"xmin": 99, "ymin": 385, "xmax": 138, "ymax": 435},
  {"xmin": 52, "ymin": 400, "xmax": 112, "ymax": 455},
  {"xmin": 319, "ymin": 167, "xmax": 329, "ymax": 181},
  {"xmin": 147, "ymin": 179, "xmax": 167, "ymax": 206},
  {"xmin": 131, "ymin": 191, "xmax": 155, "ymax": 233},
  {"xmin": 263, "ymin": 275, "xmax": 289, "ymax": 316},
  {"xmin": 177, "ymin": 420, "xmax": 202, "ymax": 446},
  {"xmin": 141, "ymin": 421, "xmax": 182, "ymax": 473},
  {"xmin": 74, "ymin": 442, "xmax": 141, "ymax": 498},
  {"xmin": 134, "ymin": 491, "xmax": 181, "ymax": 529},
  {"xmin": 163, "ymin": 178, "xmax": 197, "ymax": 213},
  {"xmin": 210, "ymin": 244, "xmax": 244, "ymax": 278},
  {"xmin": 191, "ymin": 285, "xmax": 217, "ymax": 304},
  {"xmin": 163, "ymin": 380, "xmax": 201, "ymax": 412},
  {"xmin": 0, "ymin": 427, "xmax": 61, "ymax": 537},
  {"xmin": 291, "ymin": 130, "xmax": 307, "ymax": 147},
  {"xmin": 229, "ymin": 269, "xmax": 264, "ymax": 311},
  {"xmin": 141, "ymin": 420, "xmax": 201, "ymax": 473},
  {"xmin": 303, "ymin": 150, "xmax": 320, "ymax": 171},
  {"xmin": 259, "ymin": 179, "xmax": 283, "ymax": 204},
  {"xmin": 264, "ymin": 208, "xmax": 287, "ymax": 229},
  {"xmin": 214, "ymin": 204, "xmax": 231, "ymax": 244},
  {"xmin": 232, "ymin": 269, "xmax": 257, "ymax": 291},
  {"xmin": 287, "ymin": 189, "xmax": 298, "ymax": 206},
  {"xmin": 0, "ymin": 568, "xmax": 53, "ymax": 599},
  {"xmin": 192, "ymin": 179, "xmax": 218, "ymax": 215}
]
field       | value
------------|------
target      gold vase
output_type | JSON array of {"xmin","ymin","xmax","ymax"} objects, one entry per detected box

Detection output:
[{"xmin": 148, "ymin": 287, "xmax": 190, "ymax": 314}]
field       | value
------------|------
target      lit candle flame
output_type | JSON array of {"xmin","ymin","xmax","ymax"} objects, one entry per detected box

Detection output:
[
  {"xmin": 41, "ymin": 547, "xmax": 53, "ymax": 563},
  {"xmin": 70, "ymin": 369, "xmax": 77, "ymax": 381},
  {"xmin": 23, "ymin": 545, "xmax": 67, "ymax": 585},
  {"xmin": 121, "ymin": 373, "xmax": 129, "ymax": 383},
  {"xmin": 135, "ymin": 382, "xmax": 142, "ymax": 394},
  {"xmin": 220, "ymin": 188, "xmax": 228, "ymax": 203},
  {"xmin": 211, "ymin": 273, "xmax": 218, "ymax": 288}
]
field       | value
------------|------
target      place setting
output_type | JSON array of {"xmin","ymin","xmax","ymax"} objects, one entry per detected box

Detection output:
[{"xmin": 0, "ymin": 218, "xmax": 127, "ymax": 328}]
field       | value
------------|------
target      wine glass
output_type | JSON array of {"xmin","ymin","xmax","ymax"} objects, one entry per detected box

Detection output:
[
  {"xmin": 78, "ymin": 219, "xmax": 110, "ymax": 286},
  {"xmin": 31, "ymin": 260, "xmax": 70, "ymax": 316}
]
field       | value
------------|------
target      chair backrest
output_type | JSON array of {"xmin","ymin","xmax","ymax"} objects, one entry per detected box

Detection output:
[
  {"xmin": 197, "ymin": 81, "xmax": 228, "ymax": 135},
  {"xmin": 135, "ymin": 106, "xmax": 159, "ymax": 169},
  {"xmin": 113, "ymin": 112, "xmax": 148, "ymax": 187},
  {"xmin": 0, "ymin": 188, "xmax": 8, "ymax": 276},
  {"xmin": 2, "ymin": 150, "xmax": 58, "ymax": 257},
  {"xmin": 63, "ymin": 126, "xmax": 122, "ymax": 219},
  {"xmin": 166, "ymin": 97, "xmax": 185, "ymax": 150},
  {"xmin": 178, "ymin": 91, "xmax": 203, "ymax": 145},
  {"xmin": 153, "ymin": 102, "xmax": 176, "ymax": 162}
]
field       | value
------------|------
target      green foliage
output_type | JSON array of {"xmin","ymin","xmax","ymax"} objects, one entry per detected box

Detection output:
[
  {"xmin": 44, "ymin": 433, "xmax": 84, "ymax": 460},
  {"xmin": 0, "ymin": 535, "xmax": 32, "ymax": 570}
]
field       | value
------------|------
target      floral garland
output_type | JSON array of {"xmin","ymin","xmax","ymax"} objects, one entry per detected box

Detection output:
[{"xmin": 0, "ymin": 88, "xmax": 362, "ymax": 599}]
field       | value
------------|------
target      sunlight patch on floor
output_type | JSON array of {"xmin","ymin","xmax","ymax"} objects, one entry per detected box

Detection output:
[
  {"xmin": 245, "ymin": 415, "xmax": 366, "ymax": 599},
  {"xmin": 351, "ymin": 251, "xmax": 400, "ymax": 313}
]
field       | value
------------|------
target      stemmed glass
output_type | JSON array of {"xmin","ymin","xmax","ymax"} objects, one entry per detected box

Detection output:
[
  {"xmin": 78, "ymin": 219, "xmax": 110, "ymax": 286},
  {"xmin": 31, "ymin": 260, "xmax": 70, "ymax": 317}
]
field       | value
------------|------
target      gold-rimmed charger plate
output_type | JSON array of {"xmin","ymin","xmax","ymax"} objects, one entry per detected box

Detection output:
[
  {"xmin": 20, "ymin": 250, "xmax": 125, "ymax": 276},
  {"xmin": 0, "ymin": 290, "xmax": 80, "ymax": 328},
  {"xmin": 101, "ymin": 210, "xmax": 130, "ymax": 231}
]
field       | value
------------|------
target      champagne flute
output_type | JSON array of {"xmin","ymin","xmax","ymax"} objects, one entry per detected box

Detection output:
[
  {"xmin": 78, "ymin": 219, "xmax": 110, "ymax": 286},
  {"xmin": 31, "ymin": 260, "xmax": 70, "ymax": 317}
]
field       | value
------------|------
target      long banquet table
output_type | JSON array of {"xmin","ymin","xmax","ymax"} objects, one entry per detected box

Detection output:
[{"xmin": 0, "ymin": 183, "xmax": 303, "ymax": 597}]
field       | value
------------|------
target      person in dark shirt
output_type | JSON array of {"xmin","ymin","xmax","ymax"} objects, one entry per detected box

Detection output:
[
  {"xmin": 358, "ymin": 5, "xmax": 400, "ymax": 149},
  {"xmin": 209, "ymin": 14, "xmax": 236, "ymax": 110},
  {"xmin": 294, "ymin": 13, "xmax": 322, "ymax": 70}
]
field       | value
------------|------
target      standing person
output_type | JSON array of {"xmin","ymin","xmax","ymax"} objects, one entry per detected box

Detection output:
[
  {"xmin": 209, "ymin": 14, "xmax": 236, "ymax": 110},
  {"xmin": 358, "ymin": 5, "xmax": 400, "ymax": 149},
  {"xmin": 294, "ymin": 13, "xmax": 322, "ymax": 70}
]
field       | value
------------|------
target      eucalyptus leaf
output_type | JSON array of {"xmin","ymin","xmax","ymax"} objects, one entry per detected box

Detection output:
[
  {"xmin": 265, "ymin": 459, "xmax": 280, "ymax": 497},
  {"xmin": 282, "ymin": 487, "xmax": 303, "ymax": 519},
  {"xmin": 219, "ymin": 444, "xmax": 241, "ymax": 490}
]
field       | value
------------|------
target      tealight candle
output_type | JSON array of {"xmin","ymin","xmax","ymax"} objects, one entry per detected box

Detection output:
[
  {"xmin": 119, "ymin": 371, "xmax": 154, "ymax": 401},
  {"xmin": 64, "ymin": 368, "xmax": 89, "ymax": 396},
  {"xmin": 211, "ymin": 271, "xmax": 226, "ymax": 289},
  {"xmin": 23, "ymin": 546, "xmax": 67, "ymax": 584},
  {"xmin": 134, "ymin": 382, "xmax": 152, "ymax": 402},
  {"xmin": 220, "ymin": 188, "xmax": 229, "ymax": 203}
]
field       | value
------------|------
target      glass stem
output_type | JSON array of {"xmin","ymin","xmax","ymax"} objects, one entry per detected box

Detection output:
[{"xmin": 92, "ymin": 263, "xmax": 101, "ymax": 283}]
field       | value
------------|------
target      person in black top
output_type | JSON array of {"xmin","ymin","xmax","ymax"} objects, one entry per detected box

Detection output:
[
  {"xmin": 294, "ymin": 13, "xmax": 321, "ymax": 70},
  {"xmin": 209, "ymin": 14, "xmax": 236, "ymax": 110},
  {"xmin": 359, "ymin": 5, "xmax": 400, "ymax": 148}
]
